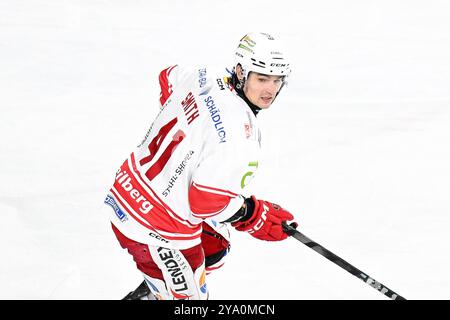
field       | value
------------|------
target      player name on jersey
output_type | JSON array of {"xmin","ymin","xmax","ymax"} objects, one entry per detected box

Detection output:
[{"xmin": 181, "ymin": 92, "xmax": 199, "ymax": 125}]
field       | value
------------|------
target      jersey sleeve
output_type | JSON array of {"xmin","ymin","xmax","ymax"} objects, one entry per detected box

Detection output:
[
  {"xmin": 159, "ymin": 65, "xmax": 203, "ymax": 109},
  {"xmin": 158, "ymin": 65, "xmax": 178, "ymax": 107},
  {"xmin": 188, "ymin": 140, "xmax": 259, "ymax": 222}
]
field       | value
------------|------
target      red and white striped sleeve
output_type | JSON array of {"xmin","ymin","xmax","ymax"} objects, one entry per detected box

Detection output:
[
  {"xmin": 188, "ymin": 142, "xmax": 259, "ymax": 222},
  {"xmin": 188, "ymin": 181, "xmax": 244, "ymax": 221}
]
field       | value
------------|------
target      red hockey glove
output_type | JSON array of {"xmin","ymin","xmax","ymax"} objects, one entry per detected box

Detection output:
[{"xmin": 232, "ymin": 196, "xmax": 297, "ymax": 241}]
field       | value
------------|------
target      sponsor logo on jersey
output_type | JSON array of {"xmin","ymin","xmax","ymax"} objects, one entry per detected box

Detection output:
[
  {"xmin": 198, "ymin": 68, "xmax": 213, "ymax": 96},
  {"xmin": 115, "ymin": 169, "xmax": 154, "ymax": 214},
  {"xmin": 241, "ymin": 161, "xmax": 259, "ymax": 189},
  {"xmin": 244, "ymin": 123, "xmax": 252, "ymax": 139},
  {"xmin": 181, "ymin": 92, "xmax": 200, "ymax": 125},
  {"xmin": 204, "ymin": 95, "xmax": 226, "ymax": 144},
  {"xmin": 199, "ymin": 269, "xmax": 207, "ymax": 294},
  {"xmin": 162, "ymin": 150, "xmax": 195, "ymax": 197},
  {"xmin": 104, "ymin": 194, "xmax": 128, "ymax": 222},
  {"xmin": 198, "ymin": 68, "xmax": 207, "ymax": 88},
  {"xmin": 244, "ymin": 111, "xmax": 256, "ymax": 140},
  {"xmin": 157, "ymin": 247, "xmax": 192, "ymax": 299},
  {"xmin": 216, "ymin": 78, "xmax": 225, "ymax": 90},
  {"xmin": 245, "ymin": 113, "xmax": 261, "ymax": 146},
  {"xmin": 149, "ymin": 232, "xmax": 170, "ymax": 243},
  {"xmin": 145, "ymin": 280, "xmax": 165, "ymax": 300}
]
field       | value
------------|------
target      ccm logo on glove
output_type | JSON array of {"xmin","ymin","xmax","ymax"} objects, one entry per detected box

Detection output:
[
  {"xmin": 232, "ymin": 196, "xmax": 297, "ymax": 242},
  {"xmin": 247, "ymin": 203, "xmax": 269, "ymax": 234}
]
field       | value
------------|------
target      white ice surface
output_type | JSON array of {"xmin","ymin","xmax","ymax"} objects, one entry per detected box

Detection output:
[{"xmin": 1, "ymin": 0, "xmax": 449, "ymax": 299}]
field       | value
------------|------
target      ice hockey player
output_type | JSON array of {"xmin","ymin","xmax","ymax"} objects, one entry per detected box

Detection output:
[{"xmin": 104, "ymin": 32, "xmax": 298, "ymax": 300}]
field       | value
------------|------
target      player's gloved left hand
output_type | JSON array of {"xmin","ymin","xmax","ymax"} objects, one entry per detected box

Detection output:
[{"xmin": 232, "ymin": 196, "xmax": 297, "ymax": 241}]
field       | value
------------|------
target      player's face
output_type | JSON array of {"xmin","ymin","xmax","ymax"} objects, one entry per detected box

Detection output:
[{"xmin": 243, "ymin": 72, "xmax": 284, "ymax": 109}]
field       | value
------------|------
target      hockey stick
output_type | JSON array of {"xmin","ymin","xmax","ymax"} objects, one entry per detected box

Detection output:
[{"xmin": 282, "ymin": 222, "xmax": 406, "ymax": 300}]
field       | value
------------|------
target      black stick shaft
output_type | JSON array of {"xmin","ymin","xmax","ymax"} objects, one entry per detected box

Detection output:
[{"xmin": 282, "ymin": 222, "xmax": 406, "ymax": 300}]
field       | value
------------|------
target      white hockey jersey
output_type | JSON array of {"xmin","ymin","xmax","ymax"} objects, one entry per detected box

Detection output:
[{"xmin": 104, "ymin": 65, "xmax": 261, "ymax": 249}]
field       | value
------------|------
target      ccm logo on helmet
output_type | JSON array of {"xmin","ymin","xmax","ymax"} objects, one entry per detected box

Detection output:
[{"xmin": 270, "ymin": 63, "xmax": 287, "ymax": 67}]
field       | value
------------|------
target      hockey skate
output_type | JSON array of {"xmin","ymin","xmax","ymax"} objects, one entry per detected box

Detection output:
[{"xmin": 122, "ymin": 280, "xmax": 154, "ymax": 300}]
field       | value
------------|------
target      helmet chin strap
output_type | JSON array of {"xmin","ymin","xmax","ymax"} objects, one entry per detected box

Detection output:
[{"xmin": 230, "ymin": 72, "xmax": 262, "ymax": 116}]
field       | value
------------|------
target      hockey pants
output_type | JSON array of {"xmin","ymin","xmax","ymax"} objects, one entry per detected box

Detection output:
[{"xmin": 111, "ymin": 222, "xmax": 230, "ymax": 300}]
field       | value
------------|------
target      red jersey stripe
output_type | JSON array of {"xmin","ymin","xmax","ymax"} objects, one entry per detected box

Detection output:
[
  {"xmin": 192, "ymin": 182, "xmax": 238, "ymax": 197},
  {"xmin": 155, "ymin": 231, "xmax": 202, "ymax": 241},
  {"xmin": 112, "ymin": 188, "xmax": 201, "ymax": 241},
  {"xmin": 110, "ymin": 188, "xmax": 154, "ymax": 230},
  {"xmin": 115, "ymin": 156, "xmax": 201, "ymax": 237},
  {"xmin": 189, "ymin": 182, "xmax": 234, "ymax": 216},
  {"xmin": 129, "ymin": 153, "xmax": 198, "ymax": 229}
]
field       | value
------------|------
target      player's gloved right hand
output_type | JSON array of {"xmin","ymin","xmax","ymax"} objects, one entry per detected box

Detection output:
[{"xmin": 231, "ymin": 196, "xmax": 296, "ymax": 241}]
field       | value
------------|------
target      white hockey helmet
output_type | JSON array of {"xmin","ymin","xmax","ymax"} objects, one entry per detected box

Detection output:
[{"xmin": 234, "ymin": 32, "xmax": 291, "ymax": 79}]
